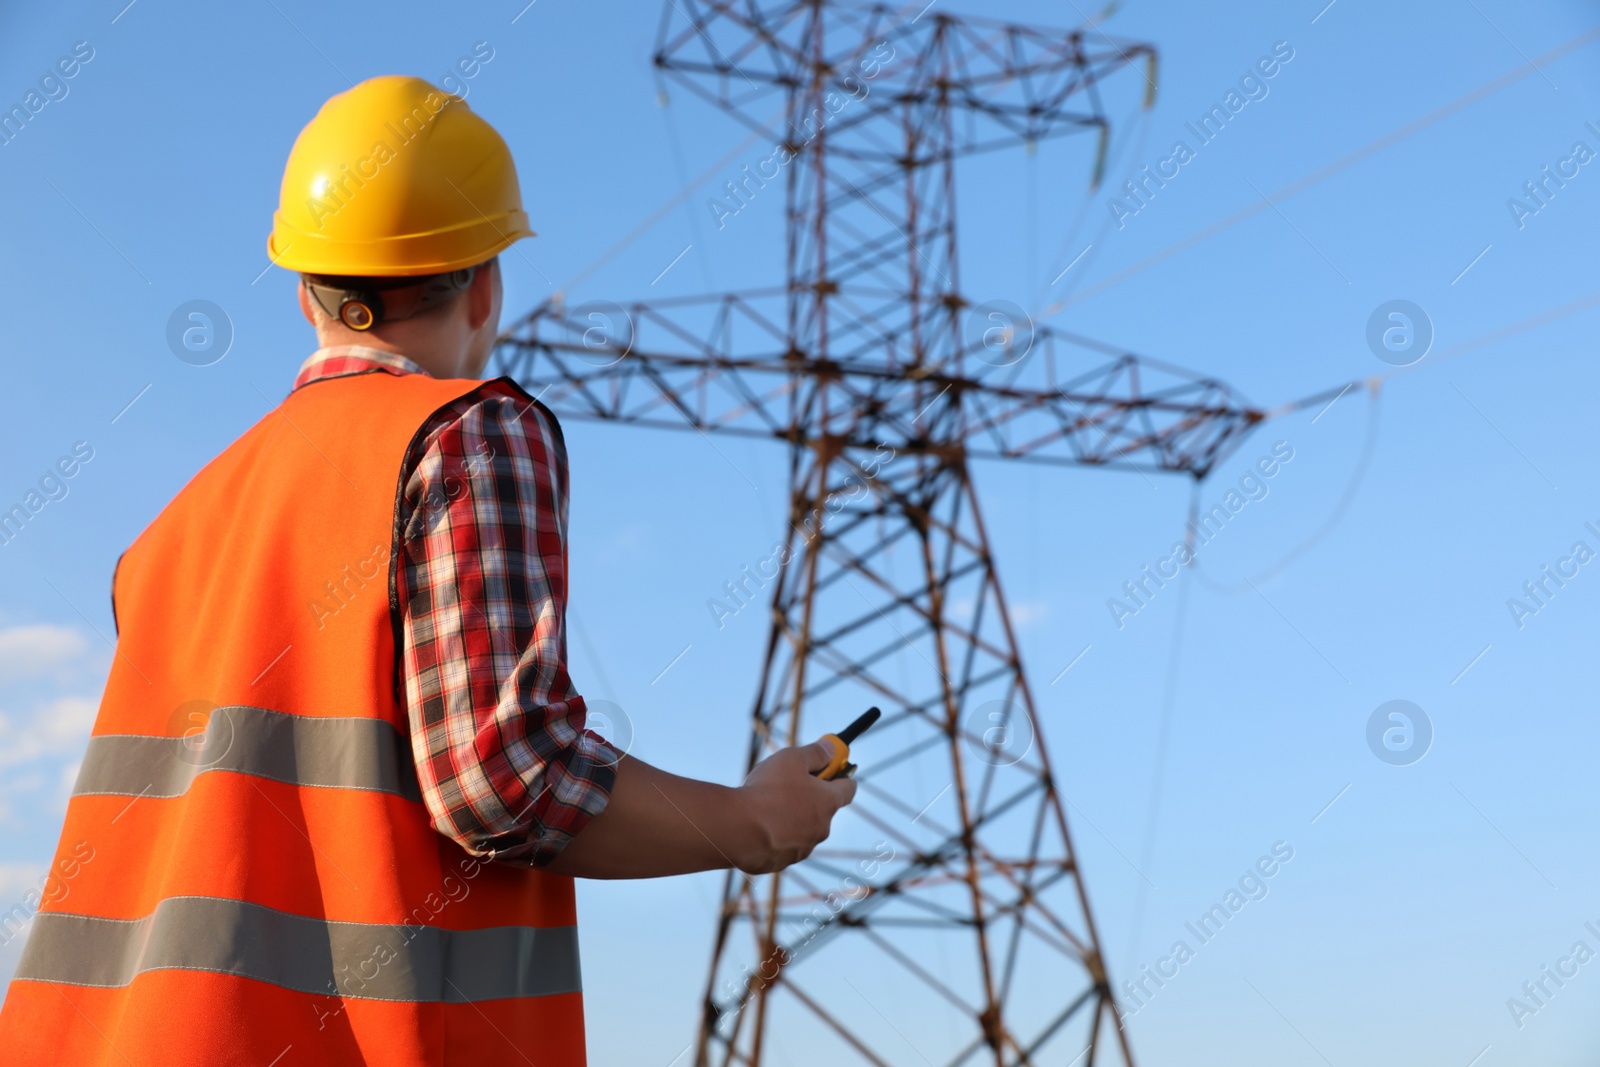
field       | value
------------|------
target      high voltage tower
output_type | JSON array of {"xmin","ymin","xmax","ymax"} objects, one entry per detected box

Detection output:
[{"xmin": 495, "ymin": 1, "xmax": 1264, "ymax": 1063}]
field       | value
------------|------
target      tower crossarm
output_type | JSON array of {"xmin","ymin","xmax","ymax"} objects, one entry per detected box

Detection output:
[
  {"xmin": 654, "ymin": 0, "xmax": 1157, "ymax": 161},
  {"xmin": 495, "ymin": 296, "xmax": 1263, "ymax": 479}
]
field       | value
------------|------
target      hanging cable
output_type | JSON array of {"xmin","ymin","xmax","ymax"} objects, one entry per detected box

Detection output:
[
  {"xmin": 656, "ymin": 75, "xmax": 722, "ymax": 294},
  {"xmin": 1030, "ymin": 103, "xmax": 1153, "ymax": 318},
  {"xmin": 1026, "ymin": 137, "xmax": 1039, "ymax": 293},
  {"xmin": 1191, "ymin": 384, "xmax": 1382, "ymax": 595},
  {"xmin": 1121, "ymin": 526, "xmax": 1193, "ymax": 981}
]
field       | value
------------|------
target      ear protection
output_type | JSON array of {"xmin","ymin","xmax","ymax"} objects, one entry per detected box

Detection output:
[{"xmin": 303, "ymin": 265, "xmax": 480, "ymax": 332}]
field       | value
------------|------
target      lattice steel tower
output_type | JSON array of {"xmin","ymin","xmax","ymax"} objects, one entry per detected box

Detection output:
[{"xmin": 495, "ymin": 2, "xmax": 1263, "ymax": 1063}]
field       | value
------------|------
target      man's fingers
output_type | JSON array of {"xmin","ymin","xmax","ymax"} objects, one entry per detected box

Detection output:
[
  {"xmin": 801, "ymin": 737, "xmax": 838, "ymax": 773},
  {"xmin": 825, "ymin": 776, "xmax": 858, "ymax": 808}
]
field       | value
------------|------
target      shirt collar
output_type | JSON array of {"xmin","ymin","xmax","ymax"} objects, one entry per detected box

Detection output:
[{"xmin": 293, "ymin": 346, "xmax": 432, "ymax": 391}]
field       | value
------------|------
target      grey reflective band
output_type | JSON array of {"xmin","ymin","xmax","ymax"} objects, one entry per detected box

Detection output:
[
  {"xmin": 14, "ymin": 896, "xmax": 581, "ymax": 1003},
  {"xmin": 72, "ymin": 705, "xmax": 422, "ymax": 803}
]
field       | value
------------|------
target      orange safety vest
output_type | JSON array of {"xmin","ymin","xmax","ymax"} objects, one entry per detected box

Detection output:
[{"xmin": 0, "ymin": 369, "xmax": 588, "ymax": 1066}]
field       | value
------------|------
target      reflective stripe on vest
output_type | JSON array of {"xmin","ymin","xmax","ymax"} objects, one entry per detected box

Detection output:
[
  {"xmin": 72, "ymin": 704, "xmax": 422, "ymax": 802},
  {"xmin": 16, "ymin": 897, "xmax": 581, "ymax": 1002}
]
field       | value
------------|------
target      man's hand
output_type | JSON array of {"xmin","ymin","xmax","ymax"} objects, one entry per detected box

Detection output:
[
  {"xmin": 733, "ymin": 740, "xmax": 858, "ymax": 874},
  {"xmin": 543, "ymin": 741, "xmax": 857, "ymax": 880}
]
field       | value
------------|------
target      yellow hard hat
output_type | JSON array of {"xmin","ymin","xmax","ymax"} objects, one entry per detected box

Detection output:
[{"xmin": 269, "ymin": 75, "xmax": 532, "ymax": 277}]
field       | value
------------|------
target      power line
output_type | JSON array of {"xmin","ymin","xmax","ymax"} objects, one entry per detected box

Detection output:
[
  {"xmin": 1044, "ymin": 22, "xmax": 1600, "ymax": 316},
  {"xmin": 1191, "ymin": 387, "xmax": 1382, "ymax": 595},
  {"xmin": 1258, "ymin": 284, "xmax": 1600, "ymax": 425}
]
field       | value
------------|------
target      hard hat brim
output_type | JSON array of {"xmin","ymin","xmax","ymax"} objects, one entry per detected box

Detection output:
[{"xmin": 269, "ymin": 209, "xmax": 535, "ymax": 277}]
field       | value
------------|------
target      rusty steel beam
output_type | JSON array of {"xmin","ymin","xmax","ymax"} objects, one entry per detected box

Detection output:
[{"xmin": 494, "ymin": 2, "xmax": 1263, "ymax": 1063}]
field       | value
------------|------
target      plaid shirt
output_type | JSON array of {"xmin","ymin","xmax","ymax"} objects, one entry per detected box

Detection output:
[{"xmin": 293, "ymin": 346, "xmax": 617, "ymax": 866}]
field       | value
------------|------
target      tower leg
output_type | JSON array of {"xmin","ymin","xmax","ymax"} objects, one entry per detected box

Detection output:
[{"xmin": 697, "ymin": 445, "xmax": 1131, "ymax": 1067}]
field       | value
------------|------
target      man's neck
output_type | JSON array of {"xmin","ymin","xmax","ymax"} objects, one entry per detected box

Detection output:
[{"xmin": 314, "ymin": 330, "xmax": 475, "ymax": 379}]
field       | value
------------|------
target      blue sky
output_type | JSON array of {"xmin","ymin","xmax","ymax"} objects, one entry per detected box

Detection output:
[{"xmin": 2, "ymin": 0, "xmax": 1599, "ymax": 1064}]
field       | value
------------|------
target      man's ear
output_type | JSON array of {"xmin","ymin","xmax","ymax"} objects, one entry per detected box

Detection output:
[
  {"xmin": 297, "ymin": 279, "xmax": 319, "ymax": 326},
  {"xmin": 466, "ymin": 260, "xmax": 497, "ymax": 331}
]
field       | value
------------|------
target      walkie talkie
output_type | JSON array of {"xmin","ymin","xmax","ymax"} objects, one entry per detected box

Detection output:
[{"xmin": 813, "ymin": 707, "xmax": 882, "ymax": 781}]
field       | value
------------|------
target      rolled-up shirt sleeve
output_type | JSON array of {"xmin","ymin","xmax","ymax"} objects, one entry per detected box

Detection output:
[{"xmin": 396, "ymin": 386, "xmax": 617, "ymax": 866}]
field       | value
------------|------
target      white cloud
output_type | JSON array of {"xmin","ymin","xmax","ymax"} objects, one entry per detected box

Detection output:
[
  {"xmin": 1008, "ymin": 600, "xmax": 1050, "ymax": 629},
  {"xmin": 0, "ymin": 623, "xmax": 101, "ymax": 857},
  {"xmin": 0, "ymin": 697, "xmax": 96, "ymax": 773},
  {"xmin": 56, "ymin": 761, "xmax": 81, "ymax": 799},
  {"xmin": 0, "ymin": 862, "xmax": 48, "ymax": 983},
  {"xmin": 0, "ymin": 696, "xmax": 97, "ymax": 824},
  {"xmin": 946, "ymin": 596, "xmax": 1050, "ymax": 630},
  {"xmin": 0, "ymin": 624, "xmax": 91, "ymax": 681},
  {"xmin": 0, "ymin": 864, "xmax": 45, "ymax": 904}
]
